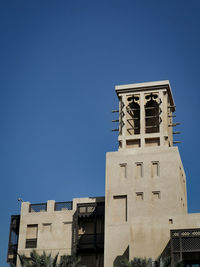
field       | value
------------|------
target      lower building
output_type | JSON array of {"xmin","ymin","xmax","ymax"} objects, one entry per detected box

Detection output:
[
  {"xmin": 8, "ymin": 197, "xmax": 105, "ymax": 267},
  {"xmin": 7, "ymin": 81, "xmax": 200, "ymax": 267}
]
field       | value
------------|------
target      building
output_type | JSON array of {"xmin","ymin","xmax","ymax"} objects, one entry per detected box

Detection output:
[
  {"xmin": 7, "ymin": 81, "xmax": 200, "ymax": 267},
  {"xmin": 8, "ymin": 197, "xmax": 105, "ymax": 267}
]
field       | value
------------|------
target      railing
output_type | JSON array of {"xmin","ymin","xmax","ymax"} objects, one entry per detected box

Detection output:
[
  {"xmin": 77, "ymin": 233, "xmax": 104, "ymax": 249},
  {"xmin": 171, "ymin": 229, "xmax": 200, "ymax": 252},
  {"xmin": 171, "ymin": 228, "xmax": 200, "ymax": 265},
  {"xmin": 29, "ymin": 203, "xmax": 47, "ymax": 212},
  {"xmin": 55, "ymin": 201, "xmax": 73, "ymax": 211}
]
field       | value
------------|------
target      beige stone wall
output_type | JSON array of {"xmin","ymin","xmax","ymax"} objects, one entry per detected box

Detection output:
[
  {"xmin": 104, "ymin": 145, "xmax": 187, "ymax": 267},
  {"xmin": 130, "ymin": 213, "xmax": 200, "ymax": 260},
  {"xmin": 17, "ymin": 200, "xmax": 74, "ymax": 266}
]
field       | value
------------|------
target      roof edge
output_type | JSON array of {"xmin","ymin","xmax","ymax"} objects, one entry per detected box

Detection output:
[{"xmin": 115, "ymin": 80, "xmax": 175, "ymax": 109}]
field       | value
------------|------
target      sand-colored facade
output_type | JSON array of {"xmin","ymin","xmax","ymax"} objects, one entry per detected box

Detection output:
[{"xmin": 14, "ymin": 197, "xmax": 104, "ymax": 267}]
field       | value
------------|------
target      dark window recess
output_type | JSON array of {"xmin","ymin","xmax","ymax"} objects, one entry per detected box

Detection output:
[
  {"xmin": 25, "ymin": 239, "xmax": 37, "ymax": 249},
  {"xmin": 145, "ymin": 94, "xmax": 160, "ymax": 134},
  {"xmin": 29, "ymin": 203, "xmax": 47, "ymax": 212},
  {"xmin": 26, "ymin": 224, "xmax": 38, "ymax": 249},
  {"xmin": 127, "ymin": 95, "xmax": 140, "ymax": 135},
  {"xmin": 55, "ymin": 201, "xmax": 73, "ymax": 211},
  {"xmin": 77, "ymin": 233, "xmax": 104, "ymax": 250}
]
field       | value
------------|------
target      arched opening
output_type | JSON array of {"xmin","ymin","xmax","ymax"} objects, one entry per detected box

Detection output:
[
  {"xmin": 127, "ymin": 96, "xmax": 140, "ymax": 135},
  {"xmin": 145, "ymin": 94, "xmax": 160, "ymax": 134}
]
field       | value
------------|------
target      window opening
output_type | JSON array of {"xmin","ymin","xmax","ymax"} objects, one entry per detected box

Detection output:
[
  {"xmin": 145, "ymin": 94, "xmax": 160, "ymax": 133},
  {"xmin": 126, "ymin": 95, "xmax": 140, "ymax": 135},
  {"xmin": 152, "ymin": 191, "xmax": 161, "ymax": 200},
  {"xmin": 119, "ymin": 163, "xmax": 127, "ymax": 178},
  {"xmin": 136, "ymin": 162, "xmax": 143, "ymax": 178},
  {"xmin": 136, "ymin": 192, "xmax": 144, "ymax": 201},
  {"xmin": 151, "ymin": 161, "xmax": 159, "ymax": 177},
  {"xmin": 25, "ymin": 225, "xmax": 38, "ymax": 248}
]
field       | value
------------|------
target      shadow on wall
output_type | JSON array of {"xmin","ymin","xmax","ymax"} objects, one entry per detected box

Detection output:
[{"xmin": 113, "ymin": 246, "xmax": 129, "ymax": 267}]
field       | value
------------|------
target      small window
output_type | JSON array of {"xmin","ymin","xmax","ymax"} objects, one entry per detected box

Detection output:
[
  {"xmin": 25, "ymin": 225, "xmax": 38, "ymax": 248},
  {"xmin": 151, "ymin": 161, "xmax": 159, "ymax": 177},
  {"xmin": 136, "ymin": 192, "xmax": 144, "ymax": 201},
  {"xmin": 169, "ymin": 219, "xmax": 173, "ymax": 224},
  {"xmin": 42, "ymin": 223, "xmax": 52, "ymax": 231},
  {"xmin": 119, "ymin": 163, "xmax": 127, "ymax": 178},
  {"xmin": 152, "ymin": 191, "xmax": 161, "ymax": 200},
  {"xmin": 136, "ymin": 162, "xmax": 143, "ymax": 177}
]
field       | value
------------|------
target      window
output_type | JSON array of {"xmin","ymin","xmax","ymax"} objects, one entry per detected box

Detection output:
[
  {"xmin": 145, "ymin": 93, "xmax": 160, "ymax": 134},
  {"xmin": 126, "ymin": 95, "xmax": 140, "ymax": 135},
  {"xmin": 152, "ymin": 191, "xmax": 161, "ymax": 200},
  {"xmin": 42, "ymin": 223, "xmax": 52, "ymax": 232},
  {"xmin": 25, "ymin": 225, "xmax": 38, "ymax": 248},
  {"xmin": 136, "ymin": 192, "xmax": 144, "ymax": 201},
  {"xmin": 136, "ymin": 162, "xmax": 143, "ymax": 178},
  {"xmin": 119, "ymin": 163, "xmax": 127, "ymax": 178},
  {"xmin": 151, "ymin": 161, "xmax": 159, "ymax": 177},
  {"xmin": 113, "ymin": 195, "xmax": 127, "ymax": 223}
]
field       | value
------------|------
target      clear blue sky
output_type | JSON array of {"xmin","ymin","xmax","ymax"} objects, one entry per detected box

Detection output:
[{"xmin": 1, "ymin": 0, "xmax": 200, "ymax": 266}]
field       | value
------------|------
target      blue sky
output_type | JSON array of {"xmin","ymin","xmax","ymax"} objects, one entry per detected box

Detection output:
[{"xmin": 1, "ymin": 0, "xmax": 200, "ymax": 266}]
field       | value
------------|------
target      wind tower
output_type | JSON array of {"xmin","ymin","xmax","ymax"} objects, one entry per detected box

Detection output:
[
  {"xmin": 113, "ymin": 80, "xmax": 180, "ymax": 149},
  {"xmin": 104, "ymin": 81, "xmax": 187, "ymax": 266}
]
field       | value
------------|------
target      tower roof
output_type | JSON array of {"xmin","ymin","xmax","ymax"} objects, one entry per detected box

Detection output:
[{"xmin": 115, "ymin": 80, "xmax": 175, "ymax": 109}]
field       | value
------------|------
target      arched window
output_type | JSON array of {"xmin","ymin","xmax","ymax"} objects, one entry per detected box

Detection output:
[
  {"xmin": 127, "ymin": 96, "xmax": 140, "ymax": 135},
  {"xmin": 145, "ymin": 94, "xmax": 160, "ymax": 133}
]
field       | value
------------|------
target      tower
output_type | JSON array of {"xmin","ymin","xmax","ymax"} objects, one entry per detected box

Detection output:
[
  {"xmin": 104, "ymin": 81, "xmax": 188, "ymax": 266},
  {"xmin": 115, "ymin": 80, "xmax": 178, "ymax": 149}
]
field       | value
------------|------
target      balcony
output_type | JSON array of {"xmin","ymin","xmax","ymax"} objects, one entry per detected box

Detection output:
[
  {"xmin": 161, "ymin": 228, "xmax": 200, "ymax": 265},
  {"xmin": 72, "ymin": 202, "xmax": 105, "ymax": 254}
]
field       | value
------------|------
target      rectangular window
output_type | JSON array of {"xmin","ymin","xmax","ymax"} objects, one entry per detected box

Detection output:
[
  {"xmin": 136, "ymin": 162, "xmax": 143, "ymax": 178},
  {"xmin": 152, "ymin": 191, "xmax": 161, "ymax": 200},
  {"xmin": 25, "ymin": 225, "xmax": 38, "ymax": 248},
  {"xmin": 136, "ymin": 192, "xmax": 144, "ymax": 201},
  {"xmin": 151, "ymin": 161, "xmax": 159, "ymax": 177},
  {"xmin": 119, "ymin": 163, "xmax": 127, "ymax": 178},
  {"xmin": 113, "ymin": 195, "xmax": 127, "ymax": 223}
]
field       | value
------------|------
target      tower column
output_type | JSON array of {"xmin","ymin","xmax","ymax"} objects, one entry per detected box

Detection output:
[
  {"xmin": 159, "ymin": 90, "xmax": 164, "ymax": 146},
  {"xmin": 140, "ymin": 92, "xmax": 145, "ymax": 148}
]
